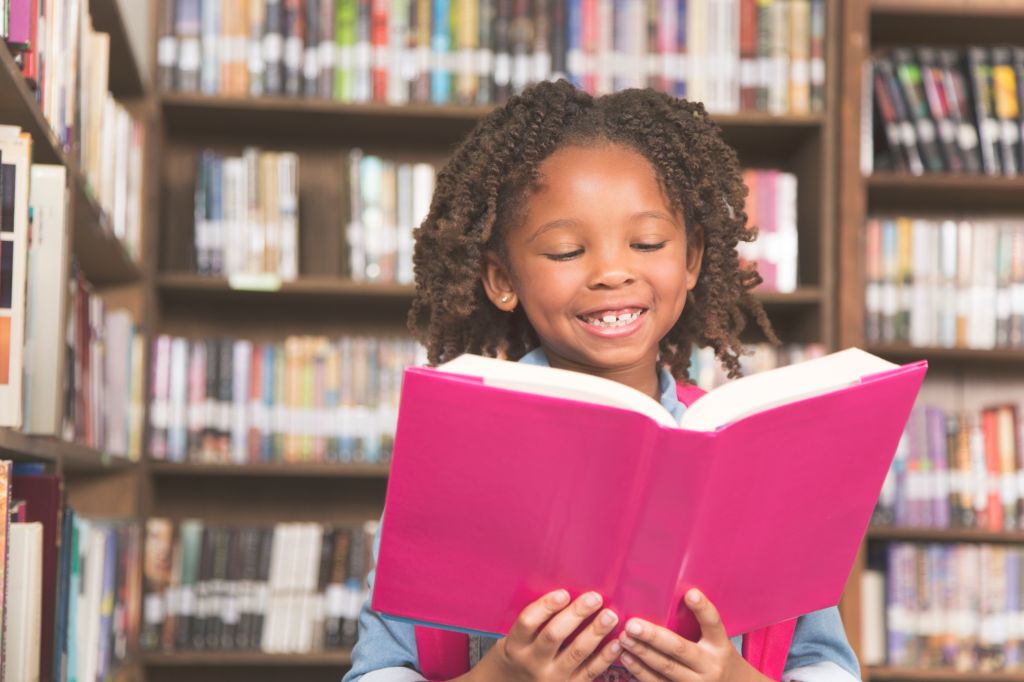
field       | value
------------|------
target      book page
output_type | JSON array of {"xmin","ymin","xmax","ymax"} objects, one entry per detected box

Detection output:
[
  {"xmin": 437, "ymin": 354, "xmax": 678, "ymax": 428},
  {"xmin": 679, "ymin": 347, "xmax": 899, "ymax": 432}
]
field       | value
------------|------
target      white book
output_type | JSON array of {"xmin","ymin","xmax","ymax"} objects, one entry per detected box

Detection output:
[
  {"xmin": 0, "ymin": 127, "xmax": 31, "ymax": 428},
  {"xmin": 168, "ymin": 337, "xmax": 190, "ymax": 462},
  {"xmin": 687, "ymin": 0, "xmax": 707, "ymax": 105},
  {"xmin": 278, "ymin": 153, "xmax": 299, "ymax": 281},
  {"xmin": 8, "ymin": 522, "xmax": 43, "ymax": 682},
  {"xmin": 859, "ymin": 568, "xmax": 886, "ymax": 666},
  {"xmin": 103, "ymin": 310, "xmax": 134, "ymax": 457},
  {"xmin": 232, "ymin": 340, "xmax": 252, "ymax": 464},
  {"xmin": 23, "ymin": 164, "xmax": 69, "ymax": 435}
]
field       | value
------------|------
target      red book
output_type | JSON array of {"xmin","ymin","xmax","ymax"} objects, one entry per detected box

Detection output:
[
  {"xmin": 11, "ymin": 472, "xmax": 63, "ymax": 682},
  {"xmin": 982, "ymin": 408, "xmax": 1003, "ymax": 531},
  {"xmin": 371, "ymin": 0, "xmax": 389, "ymax": 101}
]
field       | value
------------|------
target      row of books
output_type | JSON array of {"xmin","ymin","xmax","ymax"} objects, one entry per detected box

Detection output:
[
  {"xmin": 148, "ymin": 334, "xmax": 425, "ymax": 465},
  {"xmin": 864, "ymin": 217, "xmax": 1024, "ymax": 350},
  {"xmin": 5, "ymin": 0, "xmax": 145, "ymax": 260},
  {"xmin": 736, "ymin": 169, "xmax": 798, "ymax": 294},
  {"xmin": 157, "ymin": 0, "xmax": 826, "ymax": 114},
  {"xmin": 869, "ymin": 47, "xmax": 1024, "ymax": 177},
  {"xmin": 0, "ymin": 128, "xmax": 146, "ymax": 455},
  {"xmin": 861, "ymin": 542, "xmax": 1024, "ymax": 672},
  {"xmin": 1, "ymin": 463, "xmax": 141, "ymax": 682},
  {"xmin": 873, "ymin": 403, "xmax": 1023, "ymax": 533},
  {"xmin": 687, "ymin": 342, "xmax": 824, "ymax": 390},
  {"xmin": 140, "ymin": 518, "xmax": 378, "ymax": 654},
  {"xmin": 345, "ymin": 149, "xmax": 433, "ymax": 284},
  {"xmin": 193, "ymin": 148, "xmax": 300, "ymax": 279}
]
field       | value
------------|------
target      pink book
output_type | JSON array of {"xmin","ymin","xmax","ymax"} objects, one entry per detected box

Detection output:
[{"xmin": 373, "ymin": 349, "xmax": 927, "ymax": 641}]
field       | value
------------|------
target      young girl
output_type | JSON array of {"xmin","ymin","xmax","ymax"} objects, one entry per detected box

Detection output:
[{"xmin": 343, "ymin": 79, "xmax": 862, "ymax": 682}]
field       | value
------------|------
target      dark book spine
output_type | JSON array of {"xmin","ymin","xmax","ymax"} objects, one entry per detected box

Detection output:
[
  {"xmin": 324, "ymin": 526, "xmax": 350, "ymax": 648},
  {"xmin": 221, "ymin": 527, "xmax": 242, "ymax": 650},
  {"xmin": 916, "ymin": 46, "xmax": 964, "ymax": 174},
  {"xmin": 892, "ymin": 48, "xmax": 945, "ymax": 173},
  {"xmin": 967, "ymin": 46, "xmax": 1003, "ymax": 176},
  {"xmin": 158, "ymin": 0, "xmax": 179, "ymax": 91},
  {"xmin": 283, "ymin": 0, "xmax": 307, "ymax": 96},
  {"xmin": 992, "ymin": 46, "xmax": 1021, "ymax": 176},
  {"xmin": 218, "ymin": 338, "xmax": 234, "ymax": 459},
  {"xmin": 305, "ymin": 0, "xmax": 322, "ymax": 97},
  {"xmin": 938, "ymin": 48, "xmax": 982, "ymax": 175},
  {"xmin": 253, "ymin": 526, "xmax": 275, "ymax": 646},
  {"xmin": 264, "ymin": 0, "xmax": 285, "ymax": 95},
  {"xmin": 319, "ymin": 0, "xmax": 337, "ymax": 97},
  {"xmin": 192, "ymin": 526, "xmax": 214, "ymax": 649},
  {"xmin": 876, "ymin": 54, "xmax": 925, "ymax": 176},
  {"xmin": 494, "ymin": 0, "xmax": 512, "ymax": 103},
  {"xmin": 1014, "ymin": 47, "xmax": 1024, "ymax": 172},
  {"xmin": 871, "ymin": 57, "xmax": 909, "ymax": 174},
  {"xmin": 477, "ymin": 0, "xmax": 495, "ymax": 104},
  {"xmin": 340, "ymin": 523, "xmax": 367, "ymax": 648}
]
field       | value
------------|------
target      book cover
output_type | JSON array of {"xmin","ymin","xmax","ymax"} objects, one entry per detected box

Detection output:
[
  {"xmin": 7, "ymin": 522, "xmax": 43, "ymax": 682},
  {"xmin": 0, "ymin": 129, "xmax": 31, "ymax": 428},
  {"xmin": 374, "ymin": 350, "xmax": 927, "ymax": 641}
]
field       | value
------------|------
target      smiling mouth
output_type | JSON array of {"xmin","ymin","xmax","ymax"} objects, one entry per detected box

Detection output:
[{"xmin": 577, "ymin": 308, "xmax": 648, "ymax": 328}]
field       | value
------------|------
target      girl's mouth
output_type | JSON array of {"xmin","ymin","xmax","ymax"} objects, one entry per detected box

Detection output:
[{"xmin": 576, "ymin": 307, "xmax": 648, "ymax": 335}]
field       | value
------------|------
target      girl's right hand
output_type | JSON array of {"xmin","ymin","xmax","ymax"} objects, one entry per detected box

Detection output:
[{"xmin": 466, "ymin": 589, "xmax": 623, "ymax": 681}]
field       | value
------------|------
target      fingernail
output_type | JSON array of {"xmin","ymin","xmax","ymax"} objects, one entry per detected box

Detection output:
[
  {"xmin": 626, "ymin": 621, "xmax": 643, "ymax": 636},
  {"xmin": 620, "ymin": 635, "xmax": 635, "ymax": 648},
  {"xmin": 584, "ymin": 592, "xmax": 601, "ymax": 608},
  {"xmin": 553, "ymin": 590, "xmax": 570, "ymax": 605},
  {"xmin": 687, "ymin": 589, "xmax": 701, "ymax": 605},
  {"xmin": 599, "ymin": 610, "xmax": 617, "ymax": 626},
  {"xmin": 621, "ymin": 652, "xmax": 634, "ymax": 666},
  {"xmin": 610, "ymin": 641, "xmax": 622, "ymax": 655}
]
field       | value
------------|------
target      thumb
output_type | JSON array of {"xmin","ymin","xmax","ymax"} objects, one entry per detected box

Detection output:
[{"xmin": 685, "ymin": 589, "xmax": 728, "ymax": 645}]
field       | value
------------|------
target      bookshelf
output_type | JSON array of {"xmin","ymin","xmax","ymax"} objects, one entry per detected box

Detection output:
[{"xmin": 839, "ymin": 1, "xmax": 1024, "ymax": 680}]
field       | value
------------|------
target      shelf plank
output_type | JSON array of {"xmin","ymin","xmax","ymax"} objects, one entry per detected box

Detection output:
[
  {"xmin": 0, "ymin": 43, "xmax": 65, "ymax": 165},
  {"xmin": 160, "ymin": 93, "xmax": 824, "ymax": 151},
  {"xmin": 868, "ymin": 667, "xmax": 1024, "ymax": 681},
  {"xmin": 148, "ymin": 461, "xmax": 390, "ymax": 478},
  {"xmin": 88, "ymin": 0, "xmax": 149, "ymax": 98},
  {"xmin": 869, "ymin": 526, "xmax": 1024, "ymax": 544},
  {"xmin": 864, "ymin": 344, "xmax": 1024, "ymax": 366},
  {"xmin": 0, "ymin": 429, "xmax": 137, "ymax": 471},
  {"xmin": 870, "ymin": 0, "xmax": 1024, "ymax": 18},
  {"xmin": 73, "ymin": 173, "xmax": 142, "ymax": 285},
  {"xmin": 140, "ymin": 651, "xmax": 352, "ymax": 667},
  {"xmin": 867, "ymin": 173, "xmax": 1024, "ymax": 212}
]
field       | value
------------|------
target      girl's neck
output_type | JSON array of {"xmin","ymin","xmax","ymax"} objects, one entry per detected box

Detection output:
[{"xmin": 536, "ymin": 346, "xmax": 662, "ymax": 402}]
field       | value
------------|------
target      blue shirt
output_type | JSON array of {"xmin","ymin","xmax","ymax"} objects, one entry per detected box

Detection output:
[{"xmin": 343, "ymin": 350, "xmax": 862, "ymax": 682}]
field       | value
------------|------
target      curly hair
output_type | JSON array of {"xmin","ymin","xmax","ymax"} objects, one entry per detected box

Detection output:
[{"xmin": 408, "ymin": 79, "xmax": 778, "ymax": 381}]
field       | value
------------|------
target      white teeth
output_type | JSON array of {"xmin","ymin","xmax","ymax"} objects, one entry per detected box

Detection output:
[{"xmin": 583, "ymin": 311, "xmax": 642, "ymax": 328}]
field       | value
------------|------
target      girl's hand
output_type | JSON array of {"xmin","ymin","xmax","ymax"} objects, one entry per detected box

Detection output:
[
  {"xmin": 467, "ymin": 589, "xmax": 623, "ymax": 681},
  {"xmin": 616, "ymin": 589, "xmax": 771, "ymax": 682}
]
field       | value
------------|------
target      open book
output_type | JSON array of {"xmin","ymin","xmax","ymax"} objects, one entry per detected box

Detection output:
[{"xmin": 372, "ymin": 348, "xmax": 927, "ymax": 641}]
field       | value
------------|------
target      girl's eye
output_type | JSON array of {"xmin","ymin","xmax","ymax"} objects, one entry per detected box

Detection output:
[
  {"xmin": 632, "ymin": 241, "xmax": 668, "ymax": 252},
  {"xmin": 544, "ymin": 249, "xmax": 583, "ymax": 261}
]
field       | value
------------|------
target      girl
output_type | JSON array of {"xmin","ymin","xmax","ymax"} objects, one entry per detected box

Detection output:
[{"xmin": 343, "ymin": 80, "xmax": 861, "ymax": 682}]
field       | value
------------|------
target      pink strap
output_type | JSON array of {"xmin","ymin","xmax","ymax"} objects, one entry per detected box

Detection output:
[{"xmin": 416, "ymin": 382, "xmax": 796, "ymax": 681}]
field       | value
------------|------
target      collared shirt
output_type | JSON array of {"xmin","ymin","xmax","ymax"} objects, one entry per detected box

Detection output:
[{"xmin": 343, "ymin": 349, "xmax": 862, "ymax": 682}]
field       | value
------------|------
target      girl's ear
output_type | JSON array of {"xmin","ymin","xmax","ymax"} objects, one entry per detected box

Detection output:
[
  {"xmin": 686, "ymin": 227, "xmax": 704, "ymax": 291},
  {"xmin": 481, "ymin": 251, "xmax": 518, "ymax": 312}
]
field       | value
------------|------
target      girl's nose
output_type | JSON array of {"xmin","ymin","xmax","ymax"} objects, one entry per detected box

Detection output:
[{"xmin": 587, "ymin": 248, "xmax": 636, "ymax": 289}]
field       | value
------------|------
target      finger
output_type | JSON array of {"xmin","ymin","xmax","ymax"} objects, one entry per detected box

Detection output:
[
  {"xmin": 685, "ymin": 589, "xmax": 729, "ymax": 646},
  {"xmin": 557, "ymin": 607, "xmax": 618, "ymax": 676},
  {"xmin": 620, "ymin": 619, "xmax": 703, "ymax": 673},
  {"xmin": 573, "ymin": 637, "xmax": 625, "ymax": 681},
  {"xmin": 507, "ymin": 590, "xmax": 572, "ymax": 645},
  {"xmin": 619, "ymin": 647, "xmax": 694, "ymax": 682},
  {"xmin": 531, "ymin": 591, "xmax": 606, "ymax": 660}
]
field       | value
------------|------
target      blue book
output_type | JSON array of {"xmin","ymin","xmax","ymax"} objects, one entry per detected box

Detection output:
[
  {"xmin": 431, "ymin": 0, "xmax": 452, "ymax": 103},
  {"xmin": 567, "ymin": 0, "xmax": 583, "ymax": 88}
]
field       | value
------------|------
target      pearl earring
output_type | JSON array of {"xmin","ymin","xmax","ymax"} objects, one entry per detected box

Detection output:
[{"xmin": 501, "ymin": 294, "xmax": 511, "ymax": 303}]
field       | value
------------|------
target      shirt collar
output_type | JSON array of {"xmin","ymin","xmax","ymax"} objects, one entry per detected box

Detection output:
[{"xmin": 517, "ymin": 348, "xmax": 686, "ymax": 424}]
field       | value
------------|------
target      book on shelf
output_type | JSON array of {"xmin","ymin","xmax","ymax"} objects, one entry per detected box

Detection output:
[
  {"xmin": 344, "ymin": 149, "xmax": 434, "ymax": 284},
  {"xmin": 861, "ymin": 541, "xmax": 1024, "ymax": 673},
  {"xmin": 148, "ymin": 333, "xmax": 424, "ymax": 465},
  {"xmin": 688, "ymin": 342, "xmax": 825, "ymax": 390},
  {"xmin": 372, "ymin": 348, "xmax": 926, "ymax": 641},
  {"xmin": 737, "ymin": 168, "xmax": 798, "ymax": 293},
  {"xmin": 193, "ymin": 147, "xmax": 299, "ymax": 280},
  {"xmin": 870, "ymin": 46, "xmax": 1024, "ymax": 177},
  {"xmin": 0, "ymin": 465, "xmax": 139, "ymax": 682},
  {"xmin": 23, "ymin": 164, "xmax": 71, "ymax": 436},
  {"xmin": 141, "ymin": 517, "xmax": 378, "ymax": 653},
  {"xmin": 872, "ymin": 401, "xmax": 1024, "ymax": 534},
  {"xmin": 0, "ymin": 125, "xmax": 31, "ymax": 429},
  {"xmin": 864, "ymin": 216, "xmax": 1024, "ymax": 350},
  {"xmin": 157, "ymin": 0, "xmax": 826, "ymax": 114}
]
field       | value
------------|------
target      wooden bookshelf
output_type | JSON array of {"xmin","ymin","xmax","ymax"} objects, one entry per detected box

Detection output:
[
  {"xmin": 0, "ymin": 428, "xmax": 137, "ymax": 472},
  {"xmin": 837, "ymin": 0, "xmax": 1024, "ymax": 673},
  {"xmin": 141, "ymin": 651, "xmax": 352, "ymax": 666},
  {"xmin": 89, "ymin": 0, "xmax": 150, "ymax": 98},
  {"xmin": 147, "ymin": 461, "xmax": 390, "ymax": 479}
]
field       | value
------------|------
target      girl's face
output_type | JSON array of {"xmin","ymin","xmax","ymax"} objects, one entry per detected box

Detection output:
[{"xmin": 483, "ymin": 143, "xmax": 703, "ymax": 385}]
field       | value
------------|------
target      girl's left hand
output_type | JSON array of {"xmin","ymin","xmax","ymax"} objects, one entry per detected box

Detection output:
[{"xmin": 616, "ymin": 589, "xmax": 771, "ymax": 682}]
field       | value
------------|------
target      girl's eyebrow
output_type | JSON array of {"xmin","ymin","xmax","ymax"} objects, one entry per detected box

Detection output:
[{"xmin": 527, "ymin": 210, "xmax": 678, "ymax": 243}]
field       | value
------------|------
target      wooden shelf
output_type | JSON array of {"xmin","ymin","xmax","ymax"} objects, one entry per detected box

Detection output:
[
  {"xmin": 88, "ymin": 0, "xmax": 149, "ymax": 98},
  {"xmin": 148, "ymin": 461, "xmax": 390, "ymax": 478},
  {"xmin": 864, "ymin": 344, "xmax": 1024, "ymax": 366},
  {"xmin": 869, "ymin": 526, "xmax": 1024, "ymax": 544},
  {"xmin": 140, "ymin": 651, "xmax": 351, "ymax": 667},
  {"xmin": 868, "ymin": 667, "xmax": 1024, "ymax": 681},
  {"xmin": 0, "ymin": 42, "xmax": 141, "ymax": 286},
  {"xmin": 870, "ymin": 0, "xmax": 1024, "ymax": 18},
  {"xmin": 0, "ymin": 429, "xmax": 137, "ymax": 472},
  {"xmin": 867, "ymin": 173, "xmax": 1024, "ymax": 212}
]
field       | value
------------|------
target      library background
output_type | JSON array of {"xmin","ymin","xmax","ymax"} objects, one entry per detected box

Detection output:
[{"xmin": 1, "ymin": 0, "xmax": 1023, "ymax": 680}]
